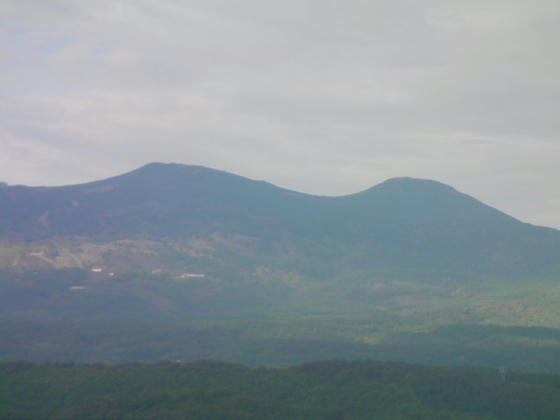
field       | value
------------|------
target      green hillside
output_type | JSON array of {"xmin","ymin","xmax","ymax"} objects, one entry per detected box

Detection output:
[{"xmin": 1, "ymin": 163, "xmax": 560, "ymax": 372}]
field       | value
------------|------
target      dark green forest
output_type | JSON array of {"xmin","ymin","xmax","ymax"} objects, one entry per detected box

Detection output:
[{"xmin": 3, "ymin": 360, "xmax": 560, "ymax": 419}]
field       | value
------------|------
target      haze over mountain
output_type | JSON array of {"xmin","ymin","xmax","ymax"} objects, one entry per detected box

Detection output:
[
  {"xmin": 2, "ymin": 163, "xmax": 560, "ymax": 370},
  {"xmin": 3, "ymin": 3, "xmax": 560, "ymax": 414},
  {"xmin": 1, "ymin": 162, "xmax": 559, "ymax": 282}
]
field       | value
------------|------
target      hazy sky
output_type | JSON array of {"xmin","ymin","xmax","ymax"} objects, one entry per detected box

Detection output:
[{"xmin": 1, "ymin": 0, "xmax": 559, "ymax": 228}]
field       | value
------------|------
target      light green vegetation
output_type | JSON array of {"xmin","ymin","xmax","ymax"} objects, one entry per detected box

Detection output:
[{"xmin": 2, "ymin": 265, "xmax": 560, "ymax": 373}]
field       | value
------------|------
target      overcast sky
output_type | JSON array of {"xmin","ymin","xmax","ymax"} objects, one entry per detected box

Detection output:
[{"xmin": 1, "ymin": 0, "xmax": 559, "ymax": 228}]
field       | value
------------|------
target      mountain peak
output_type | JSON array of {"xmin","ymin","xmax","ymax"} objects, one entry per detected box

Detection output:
[
  {"xmin": 352, "ymin": 177, "xmax": 459, "ymax": 199},
  {"xmin": 1, "ymin": 163, "xmax": 559, "ymax": 281},
  {"xmin": 124, "ymin": 162, "xmax": 214, "ymax": 177},
  {"xmin": 376, "ymin": 177, "xmax": 457, "ymax": 192}
]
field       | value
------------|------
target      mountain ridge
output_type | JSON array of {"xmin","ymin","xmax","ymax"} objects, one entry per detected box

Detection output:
[
  {"xmin": 1, "ymin": 162, "xmax": 552, "ymax": 232},
  {"xmin": 0, "ymin": 162, "xmax": 512, "ymax": 208},
  {"xmin": 1, "ymin": 162, "xmax": 559, "ymax": 282},
  {"xmin": 2, "ymin": 163, "xmax": 560, "ymax": 369}
]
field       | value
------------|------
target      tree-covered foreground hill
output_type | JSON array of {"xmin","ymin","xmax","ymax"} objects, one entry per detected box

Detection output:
[{"xmin": 1, "ymin": 360, "xmax": 560, "ymax": 419}]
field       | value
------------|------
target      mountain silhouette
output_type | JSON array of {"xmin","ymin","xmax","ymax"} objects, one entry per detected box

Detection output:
[{"xmin": 1, "ymin": 162, "xmax": 559, "ymax": 281}]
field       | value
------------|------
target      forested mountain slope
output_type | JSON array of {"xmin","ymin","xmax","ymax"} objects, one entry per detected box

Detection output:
[
  {"xmin": 2, "ymin": 163, "xmax": 560, "ymax": 370},
  {"xmin": 2, "ymin": 162, "xmax": 559, "ymax": 281}
]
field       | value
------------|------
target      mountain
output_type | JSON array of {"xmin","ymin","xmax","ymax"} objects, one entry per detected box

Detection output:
[
  {"xmin": 1, "ymin": 162, "xmax": 559, "ymax": 281},
  {"xmin": 0, "ymin": 162, "xmax": 310, "ymax": 240},
  {"xmin": 2, "ymin": 163, "xmax": 560, "ymax": 370}
]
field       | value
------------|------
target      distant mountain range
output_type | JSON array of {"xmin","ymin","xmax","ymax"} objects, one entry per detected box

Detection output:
[{"xmin": 1, "ymin": 162, "xmax": 559, "ymax": 281}]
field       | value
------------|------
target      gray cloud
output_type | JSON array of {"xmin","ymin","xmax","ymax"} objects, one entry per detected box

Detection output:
[{"xmin": 1, "ymin": 0, "xmax": 559, "ymax": 227}]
